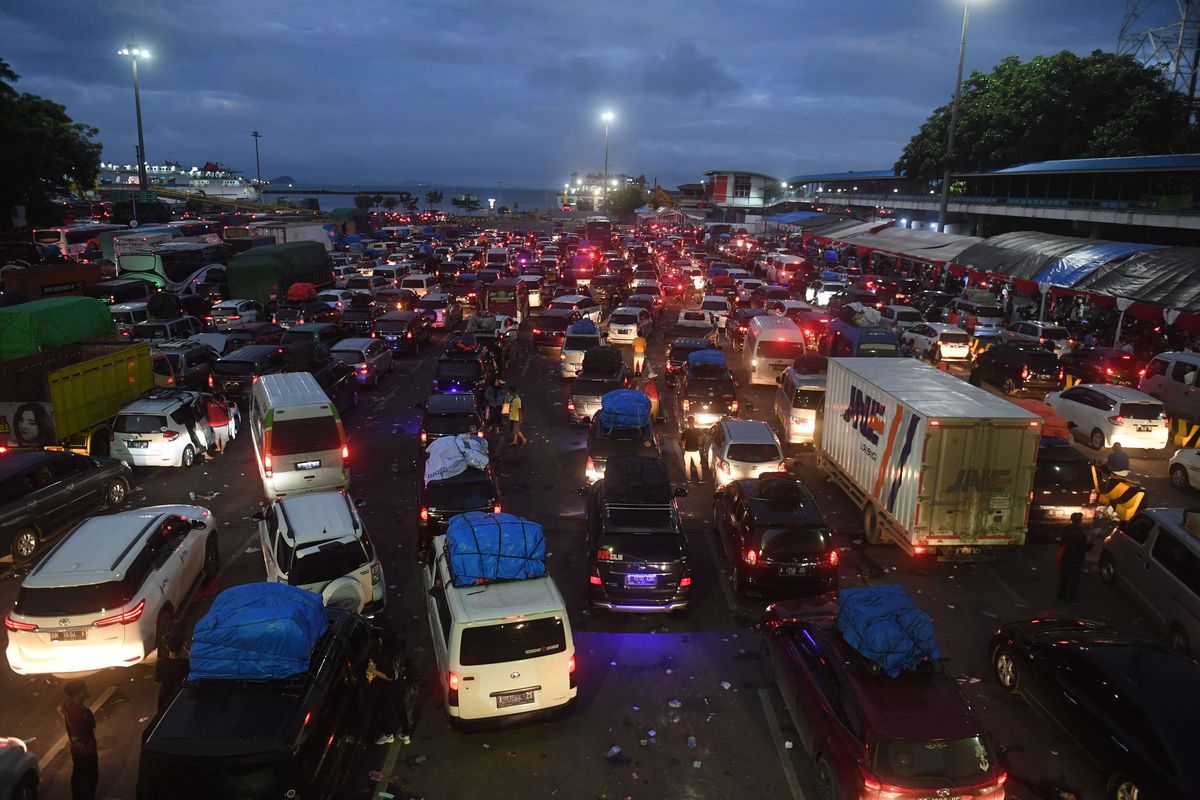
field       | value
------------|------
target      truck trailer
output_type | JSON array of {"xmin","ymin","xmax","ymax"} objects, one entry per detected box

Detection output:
[
  {"xmin": 818, "ymin": 358, "xmax": 1041, "ymax": 559},
  {"xmin": 227, "ymin": 241, "xmax": 333, "ymax": 305}
]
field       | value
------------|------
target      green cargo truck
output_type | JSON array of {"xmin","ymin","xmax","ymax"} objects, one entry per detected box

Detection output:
[
  {"xmin": 0, "ymin": 296, "xmax": 118, "ymax": 362},
  {"xmin": 227, "ymin": 241, "xmax": 333, "ymax": 304},
  {"xmin": 0, "ymin": 341, "xmax": 154, "ymax": 454}
]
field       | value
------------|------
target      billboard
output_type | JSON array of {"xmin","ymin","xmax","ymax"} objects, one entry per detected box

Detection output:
[{"xmin": 0, "ymin": 402, "xmax": 57, "ymax": 447}]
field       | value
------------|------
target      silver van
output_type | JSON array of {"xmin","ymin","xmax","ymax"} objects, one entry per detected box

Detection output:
[
  {"xmin": 1099, "ymin": 507, "xmax": 1200, "ymax": 654},
  {"xmin": 774, "ymin": 365, "xmax": 826, "ymax": 447},
  {"xmin": 1140, "ymin": 351, "xmax": 1200, "ymax": 420},
  {"xmin": 249, "ymin": 372, "xmax": 349, "ymax": 500}
]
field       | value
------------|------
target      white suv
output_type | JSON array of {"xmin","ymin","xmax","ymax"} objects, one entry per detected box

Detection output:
[
  {"xmin": 1045, "ymin": 383, "xmax": 1169, "ymax": 450},
  {"xmin": 706, "ymin": 419, "xmax": 786, "ymax": 486},
  {"xmin": 5, "ymin": 505, "xmax": 217, "ymax": 675},
  {"xmin": 254, "ymin": 490, "xmax": 385, "ymax": 617}
]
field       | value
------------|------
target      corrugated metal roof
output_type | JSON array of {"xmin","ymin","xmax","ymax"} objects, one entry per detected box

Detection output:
[
  {"xmin": 961, "ymin": 153, "xmax": 1200, "ymax": 176},
  {"xmin": 763, "ymin": 210, "xmax": 826, "ymax": 224},
  {"xmin": 786, "ymin": 169, "xmax": 899, "ymax": 183}
]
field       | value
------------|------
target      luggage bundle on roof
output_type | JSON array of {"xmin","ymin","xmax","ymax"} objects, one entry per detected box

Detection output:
[
  {"xmin": 597, "ymin": 389, "xmax": 651, "ymax": 430},
  {"xmin": 425, "ymin": 432, "xmax": 489, "ymax": 483},
  {"xmin": 285, "ymin": 282, "xmax": 318, "ymax": 302},
  {"xmin": 568, "ymin": 318, "xmax": 599, "ymax": 336},
  {"xmin": 836, "ymin": 585, "xmax": 940, "ymax": 678},
  {"xmin": 580, "ymin": 345, "xmax": 623, "ymax": 378},
  {"xmin": 602, "ymin": 455, "xmax": 672, "ymax": 504},
  {"xmin": 446, "ymin": 512, "xmax": 546, "ymax": 587}
]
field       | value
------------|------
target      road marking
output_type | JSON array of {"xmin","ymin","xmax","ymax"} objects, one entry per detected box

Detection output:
[
  {"xmin": 38, "ymin": 684, "xmax": 117, "ymax": 770},
  {"xmin": 984, "ymin": 564, "xmax": 1030, "ymax": 608},
  {"xmin": 757, "ymin": 687, "xmax": 807, "ymax": 800}
]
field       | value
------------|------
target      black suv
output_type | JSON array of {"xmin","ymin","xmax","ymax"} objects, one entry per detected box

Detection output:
[
  {"xmin": 1029, "ymin": 441, "xmax": 1098, "ymax": 529},
  {"xmin": 433, "ymin": 335, "xmax": 496, "ymax": 396},
  {"xmin": 584, "ymin": 456, "xmax": 690, "ymax": 613},
  {"xmin": 585, "ymin": 413, "xmax": 659, "ymax": 484},
  {"xmin": 272, "ymin": 300, "xmax": 339, "ymax": 329},
  {"xmin": 713, "ymin": 474, "xmax": 838, "ymax": 596},
  {"xmin": 665, "ymin": 337, "xmax": 715, "ymax": 384},
  {"xmin": 674, "ymin": 352, "xmax": 739, "ymax": 433},
  {"xmin": 340, "ymin": 295, "xmax": 383, "ymax": 337},
  {"xmin": 210, "ymin": 344, "xmax": 283, "ymax": 400},
  {"xmin": 970, "ymin": 341, "xmax": 1062, "ymax": 396},
  {"xmin": 418, "ymin": 393, "xmax": 485, "ymax": 450},
  {"xmin": 0, "ymin": 450, "xmax": 132, "ymax": 562},
  {"xmin": 418, "ymin": 465, "xmax": 501, "ymax": 558},
  {"xmin": 137, "ymin": 606, "xmax": 375, "ymax": 800},
  {"xmin": 373, "ymin": 310, "xmax": 432, "ymax": 355}
]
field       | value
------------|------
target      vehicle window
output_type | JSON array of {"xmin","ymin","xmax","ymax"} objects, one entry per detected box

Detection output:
[
  {"xmin": 1082, "ymin": 390, "xmax": 1114, "ymax": 411},
  {"xmin": 1150, "ymin": 529, "xmax": 1200, "ymax": 594},
  {"xmin": 27, "ymin": 465, "xmax": 54, "ymax": 490},
  {"xmin": 1144, "ymin": 357, "xmax": 1168, "ymax": 378},
  {"xmin": 1119, "ymin": 402, "xmax": 1162, "ymax": 420},
  {"xmin": 605, "ymin": 508, "xmax": 674, "ymax": 530},
  {"xmin": 939, "ymin": 331, "xmax": 969, "ymax": 344},
  {"xmin": 1058, "ymin": 387, "xmax": 1088, "ymax": 402},
  {"xmin": 760, "ymin": 527, "xmax": 829, "ymax": 556},
  {"xmin": 269, "ymin": 416, "xmax": 341, "ymax": 456},
  {"xmin": 1170, "ymin": 360, "xmax": 1195, "ymax": 384},
  {"xmin": 459, "ymin": 616, "xmax": 566, "ymax": 666},
  {"xmin": 185, "ymin": 349, "xmax": 209, "ymax": 367},
  {"xmin": 871, "ymin": 736, "xmax": 997, "ymax": 783},
  {"xmin": 290, "ymin": 537, "xmax": 368, "ymax": 586},
  {"xmin": 564, "ymin": 336, "xmax": 599, "ymax": 351},
  {"xmin": 610, "ymin": 313, "xmax": 638, "ymax": 325},
  {"xmin": 791, "ymin": 389, "xmax": 825, "ymax": 411},
  {"xmin": 52, "ymin": 454, "xmax": 93, "ymax": 478},
  {"xmin": 15, "ymin": 583, "xmax": 130, "ymax": 617},
  {"xmin": 727, "ymin": 443, "xmax": 781, "ymax": 463},
  {"xmin": 1034, "ymin": 458, "xmax": 1093, "ymax": 489},
  {"xmin": 435, "ymin": 360, "xmax": 482, "ymax": 380},
  {"xmin": 114, "ymin": 413, "xmax": 167, "ymax": 434},
  {"xmin": 1121, "ymin": 515, "xmax": 1154, "ymax": 545},
  {"xmin": 755, "ymin": 340, "xmax": 805, "ymax": 360}
]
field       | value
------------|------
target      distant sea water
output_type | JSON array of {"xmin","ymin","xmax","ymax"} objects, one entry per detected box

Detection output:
[{"xmin": 265, "ymin": 184, "xmax": 565, "ymax": 214}]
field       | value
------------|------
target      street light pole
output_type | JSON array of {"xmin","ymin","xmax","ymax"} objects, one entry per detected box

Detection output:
[
  {"xmin": 937, "ymin": 0, "xmax": 971, "ymax": 234},
  {"xmin": 118, "ymin": 45, "xmax": 150, "ymax": 190},
  {"xmin": 601, "ymin": 111, "xmax": 613, "ymax": 216},
  {"xmin": 251, "ymin": 131, "xmax": 262, "ymax": 205}
]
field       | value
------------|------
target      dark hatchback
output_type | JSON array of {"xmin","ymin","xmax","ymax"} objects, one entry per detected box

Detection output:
[
  {"xmin": 714, "ymin": 475, "xmax": 837, "ymax": 596},
  {"xmin": 970, "ymin": 341, "xmax": 1062, "ymax": 396},
  {"xmin": 373, "ymin": 310, "xmax": 432, "ymax": 355},
  {"xmin": 1060, "ymin": 346, "xmax": 1144, "ymax": 387},
  {"xmin": 418, "ymin": 393, "xmax": 485, "ymax": 449},
  {"xmin": 765, "ymin": 598, "xmax": 1007, "ymax": 800},
  {"xmin": 532, "ymin": 308, "xmax": 581, "ymax": 349},
  {"xmin": 448, "ymin": 273, "xmax": 483, "ymax": 307},
  {"xmin": 1030, "ymin": 442, "xmax": 1098, "ymax": 529},
  {"xmin": 225, "ymin": 321, "xmax": 284, "ymax": 348},
  {"xmin": 990, "ymin": 618, "xmax": 1200, "ymax": 800},
  {"xmin": 210, "ymin": 345, "xmax": 284, "ymax": 400},
  {"xmin": 584, "ymin": 456, "xmax": 690, "ymax": 613},
  {"xmin": 0, "ymin": 450, "xmax": 132, "ymax": 562},
  {"xmin": 272, "ymin": 301, "xmax": 339, "ymax": 329}
]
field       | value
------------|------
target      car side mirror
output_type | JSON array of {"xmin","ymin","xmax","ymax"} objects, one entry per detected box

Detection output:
[{"xmin": 250, "ymin": 510, "xmax": 266, "ymax": 522}]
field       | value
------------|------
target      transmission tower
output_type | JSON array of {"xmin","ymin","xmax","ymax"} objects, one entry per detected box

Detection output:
[{"xmin": 1118, "ymin": 0, "xmax": 1200, "ymax": 109}]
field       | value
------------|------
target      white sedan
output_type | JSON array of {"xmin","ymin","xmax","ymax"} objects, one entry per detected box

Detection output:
[
  {"xmin": 1169, "ymin": 448, "xmax": 1200, "ymax": 491},
  {"xmin": 901, "ymin": 323, "xmax": 971, "ymax": 361}
]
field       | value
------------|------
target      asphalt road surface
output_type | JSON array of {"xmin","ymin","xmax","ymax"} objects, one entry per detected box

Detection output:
[{"xmin": 1, "ymin": 289, "xmax": 1189, "ymax": 800}]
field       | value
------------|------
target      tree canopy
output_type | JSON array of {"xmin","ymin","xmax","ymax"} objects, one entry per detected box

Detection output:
[
  {"xmin": 608, "ymin": 185, "xmax": 650, "ymax": 216},
  {"xmin": 0, "ymin": 58, "xmax": 102, "ymax": 228},
  {"xmin": 895, "ymin": 50, "xmax": 1200, "ymax": 180}
]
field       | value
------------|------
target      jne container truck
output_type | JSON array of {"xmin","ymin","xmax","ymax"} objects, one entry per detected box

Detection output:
[{"xmin": 818, "ymin": 358, "xmax": 1042, "ymax": 559}]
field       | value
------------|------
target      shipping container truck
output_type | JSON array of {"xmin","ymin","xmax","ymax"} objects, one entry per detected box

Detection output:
[
  {"xmin": 227, "ymin": 241, "xmax": 333, "ymax": 305},
  {"xmin": 0, "ymin": 296, "xmax": 118, "ymax": 362},
  {"xmin": 1, "ymin": 263, "xmax": 101, "ymax": 300},
  {"xmin": 818, "ymin": 358, "xmax": 1041, "ymax": 559},
  {"xmin": 247, "ymin": 222, "xmax": 335, "ymax": 252},
  {"xmin": 0, "ymin": 341, "xmax": 154, "ymax": 454}
]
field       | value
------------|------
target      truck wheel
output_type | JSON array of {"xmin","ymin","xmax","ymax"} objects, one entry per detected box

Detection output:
[
  {"xmin": 11, "ymin": 527, "xmax": 39, "ymax": 562},
  {"xmin": 1098, "ymin": 552, "xmax": 1117, "ymax": 585},
  {"xmin": 862, "ymin": 505, "xmax": 882, "ymax": 545}
]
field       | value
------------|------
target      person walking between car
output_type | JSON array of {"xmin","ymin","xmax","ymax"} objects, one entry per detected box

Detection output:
[
  {"xmin": 681, "ymin": 416, "xmax": 704, "ymax": 483},
  {"xmin": 205, "ymin": 394, "xmax": 230, "ymax": 455},
  {"xmin": 632, "ymin": 335, "xmax": 647, "ymax": 376},
  {"xmin": 59, "ymin": 680, "xmax": 98, "ymax": 800},
  {"xmin": 369, "ymin": 629, "xmax": 414, "ymax": 745},
  {"xmin": 507, "ymin": 386, "xmax": 528, "ymax": 447},
  {"xmin": 643, "ymin": 372, "xmax": 661, "ymax": 423},
  {"xmin": 1057, "ymin": 512, "xmax": 1092, "ymax": 604},
  {"xmin": 484, "ymin": 378, "xmax": 508, "ymax": 433}
]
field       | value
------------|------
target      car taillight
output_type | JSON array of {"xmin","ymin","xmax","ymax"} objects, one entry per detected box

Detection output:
[
  {"xmin": 296, "ymin": 318, "xmax": 304, "ymax": 325},
  {"xmin": 718, "ymin": 458, "xmax": 732, "ymax": 475},
  {"xmin": 205, "ymin": 315, "xmax": 214, "ymax": 321},
  {"xmin": 742, "ymin": 548, "xmax": 758, "ymax": 566},
  {"xmin": 680, "ymin": 574, "xmax": 692, "ymax": 587},
  {"xmin": 419, "ymin": 507, "xmax": 429, "ymax": 521},
  {"xmin": 264, "ymin": 454, "xmax": 273, "ymax": 478},
  {"xmin": 93, "ymin": 599, "xmax": 145, "ymax": 627},
  {"xmin": 227, "ymin": 315, "xmax": 241, "ymax": 321},
  {"xmin": 828, "ymin": 549, "xmax": 840, "ymax": 567},
  {"xmin": 420, "ymin": 431, "xmax": 428, "ymax": 444},
  {"xmin": 566, "ymin": 399, "xmax": 575, "ymax": 411},
  {"xmin": 533, "ymin": 328, "xmax": 541, "ymax": 335},
  {"xmin": 448, "ymin": 671, "xmax": 459, "ymax": 706},
  {"xmin": 162, "ymin": 430, "xmax": 180, "ymax": 441},
  {"xmin": 730, "ymin": 400, "xmax": 739, "ymax": 413},
  {"xmin": 1106, "ymin": 366, "xmax": 1115, "ymax": 376},
  {"xmin": 1058, "ymin": 369, "xmax": 1064, "ymax": 381},
  {"xmin": 1089, "ymin": 490, "xmax": 1098, "ymax": 504},
  {"xmin": 493, "ymin": 503, "xmax": 502, "ymax": 514},
  {"xmin": 207, "ymin": 374, "xmax": 214, "ymax": 388},
  {"xmin": 4, "ymin": 612, "xmax": 37, "ymax": 632},
  {"xmin": 358, "ymin": 365, "xmax": 369, "ymax": 375},
  {"xmin": 1108, "ymin": 415, "xmax": 1124, "ymax": 425}
]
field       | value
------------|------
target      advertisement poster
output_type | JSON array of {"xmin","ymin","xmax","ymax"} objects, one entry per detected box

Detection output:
[{"xmin": 0, "ymin": 402, "xmax": 57, "ymax": 447}]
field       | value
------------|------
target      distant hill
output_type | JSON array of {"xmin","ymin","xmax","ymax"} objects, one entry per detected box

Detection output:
[{"xmin": 269, "ymin": 175, "xmax": 296, "ymax": 186}]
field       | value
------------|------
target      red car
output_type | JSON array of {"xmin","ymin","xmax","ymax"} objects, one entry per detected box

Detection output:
[{"xmin": 762, "ymin": 599, "xmax": 1007, "ymax": 800}]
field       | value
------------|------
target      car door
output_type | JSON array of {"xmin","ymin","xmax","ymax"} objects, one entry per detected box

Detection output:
[
  {"xmin": 151, "ymin": 518, "xmax": 191, "ymax": 611},
  {"xmin": 23, "ymin": 462, "xmax": 73, "ymax": 537},
  {"xmin": 1079, "ymin": 389, "xmax": 1113, "ymax": 438},
  {"xmin": 54, "ymin": 453, "xmax": 104, "ymax": 519},
  {"xmin": 1051, "ymin": 387, "xmax": 1088, "ymax": 426},
  {"xmin": 1144, "ymin": 526, "xmax": 1199, "ymax": 634}
]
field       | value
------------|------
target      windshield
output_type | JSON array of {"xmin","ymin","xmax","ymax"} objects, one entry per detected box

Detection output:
[
  {"xmin": 346, "ymin": 277, "xmax": 371, "ymax": 289},
  {"xmin": 564, "ymin": 336, "xmax": 599, "ymax": 351},
  {"xmin": 459, "ymin": 617, "xmax": 566, "ymax": 666},
  {"xmin": 755, "ymin": 341, "xmax": 805, "ymax": 360},
  {"xmin": 133, "ymin": 323, "xmax": 169, "ymax": 340},
  {"xmin": 416, "ymin": 298, "xmax": 445, "ymax": 310},
  {"xmin": 1040, "ymin": 327, "xmax": 1070, "ymax": 340},
  {"xmin": 16, "ymin": 583, "xmax": 129, "ymax": 617},
  {"xmin": 538, "ymin": 317, "xmax": 571, "ymax": 332},
  {"xmin": 1034, "ymin": 458, "xmax": 1093, "ymax": 489},
  {"xmin": 425, "ymin": 476, "xmax": 493, "ymax": 508},
  {"xmin": 859, "ymin": 343, "xmax": 899, "ymax": 356},
  {"xmin": 760, "ymin": 527, "xmax": 829, "ymax": 556},
  {"xmin": 686, "ymin": 380, "xmax": 735, "ymax": 400},
  {"xmin": 605, "ymin": 508, "xmax": 675, "ymax": 531},
  {"xmin": 727, "ymin": 443, "xmax": 781, "ymax": 463},
  {"xmin": 939, "ymin": 332, "xmax": 969, "ymax": 344},
  {"xmin": 289, "ymin": 537, "xmax": 368, "ymax": 586},
  {"xmin": 871, "ymin": 735, "xmax": 997, "ymax": 783},
  {"xmin": 332, "ymin": 350, "xmax": 366, "ymax": 365},
  {"xmin": 700, "ymin": 301, "xmax": 727, "ymax": 311},
  {"xmin": 114, "ymin": 413, "xmax": 168, "ymax": 434},
  {"xmin": 1119, "ymin": 402, "xmax": 1163, "ymax": 420},
  {"xmin": 342, "ymin": 310, "xmax": 373, "ymax": 322},
  {"xmin": 973, "ymin": 307, "xmax": 1003, "ymax": 320},
  {"xmin": 791, "ymin": 389, "xmax": 825, "ymax": 410},
  {"xmin": 214, "ymin": 360, "xmax": 258, "ymax": 376},
  {"xmin": 573, "ymin": 378, "xmax": 619, "ymax": 398},
  {"xmin": 896, "ymin": 310, "xmax": 922, "ymax": 322},
  {"xmin": 270, "ymin": 416, "xmax": 341, "ymax": 456}
]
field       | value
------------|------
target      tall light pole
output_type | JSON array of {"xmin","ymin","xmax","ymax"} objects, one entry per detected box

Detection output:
[
  {"xmin": 117, "ymin": 45, "xmax": 151, "ymax": 190},
  {"xmin": 251, "ymin": 131, "xmax": 263, "ymax": 205},
  {"xmin": 937, "ymin": 0, "xmax": 972, "ymax": 234},
  {"xmin": 601, "ymin": 110, "xmax": 614, "ymax": 215}
]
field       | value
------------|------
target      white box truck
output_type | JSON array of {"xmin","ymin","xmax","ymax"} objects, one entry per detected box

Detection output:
[{"xmin": 818, "ymin": 358, "xmax": 1042, "ymax": 559}]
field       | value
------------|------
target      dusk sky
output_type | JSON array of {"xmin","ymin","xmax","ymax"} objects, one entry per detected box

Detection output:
[{"xmin": 3, "ymin": 1, "xmax": 1150, "ymax": 189}]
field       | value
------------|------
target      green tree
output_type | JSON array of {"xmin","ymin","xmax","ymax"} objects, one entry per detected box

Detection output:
[
  {"xmin": 353, "ymin": 194, "xmax": 373, "ymax": 210},
  {"xmin": 397, "ymin": 191, "xmax": 419, "ymax": 213},
  {"xmin": 0, "ymin": 58, "xmax": 102, "ymax": 229},
  {"xmin": 425, "ymin": 190, "xmax": 443, "ymax": 209},
  {"xmin": 608, "ymin": 185, "xmax": 650, "ymax": 216},
  {"xmin": 371, "ymin": 194, "xmax": 383, "ymax": 208},
  {"xmin": 895, "ymin": 50, "xmax": 1200, "ymax": 180},
  {"xmin": 451, "ymin": 194, "xmax": 481, "ymax": 214},
  {"xmin": 381, "ymin": 195, "xmax": 398, "ymax": 212}
]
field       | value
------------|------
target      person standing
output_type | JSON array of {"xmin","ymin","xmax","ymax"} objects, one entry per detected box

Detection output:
[
  {"xmin": 205, "ymin": 395, "xmax": 230, "ymax": 455},
  {"xmin": 681, "ymin": 416, "xmax": 704, "ymax": 483},
  {"xmin": 632, "ymin": 334, "xmax": 647, "ymax": 376},
  {"xmin": 1056, "ymin": 512, "xmax": 1092, "ymax": 604},
  {"xmin": 507, "ymin": 386, "xmax": 528, "ymax": 447},
  {"xmin": 58, "ymin": 680, "xmax": 98, "ymax": 800},
  {"xmin": 155, "ymin": 631, "xmax": 190, "ymax": 712},
  {"xmin": 643, "ymin": 373, "xmax": 661, "ymax": 423},
  {"xmin": 369, "ymin": 629, "xmax": 414, "ymax": 746},
  {"xmin": 484, "ymin": 378, "xmax": 508, "ymax": 433}
]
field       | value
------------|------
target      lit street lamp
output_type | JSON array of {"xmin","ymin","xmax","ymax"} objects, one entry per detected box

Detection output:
[
  {"xmin": 117, "ymin": 44, "xmax": 151, "ymax": 190},
  {"xmin": 937, "ymin": 0, "xmax": 972, "ymax": 234},
  {"xmin": 251, "ymin": 130, "xmax": 263, "ymax": 204},
  {"xmin": 601, "ymin": 110, "xmax": 614, "ymax": 215}
]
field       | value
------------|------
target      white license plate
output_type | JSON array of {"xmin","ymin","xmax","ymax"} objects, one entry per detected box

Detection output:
[
  {"xmin": 127, "ymin": 440, "xmax": 148, "ymax": 449},
  {"xmin": 51, "ymin": 630, "xmax": 87, "ymax": 642},
  {"xmin": 1136, "ymin": 425, "xmax": 1153, "ymax": 432},
  {"xmin": 497, "ymin": 690, "xmax": 536, "ymax": 708},
  {"xmin": 296, "ymin": 460, "xmax": 321, "ymax": 470}
]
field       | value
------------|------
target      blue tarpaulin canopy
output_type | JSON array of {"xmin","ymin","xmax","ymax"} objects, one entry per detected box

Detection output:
[
  {"xmin": 189, "ymin": 583, "xmax": 329, "ymax": 682},
  {"xmin": 446, "ymin": 512, "xmax": 546, "ymax": 587},
  {"xmin": 837, "ymin": 585, "xmax": 940, "ymax": 678},
  {"xmin": 598, "ymin": 389, "xmax": 651, "ymax": 429},
  {"xmin": 1032, "ymin": 242, "xmax": 1167, "ymax": 288}
]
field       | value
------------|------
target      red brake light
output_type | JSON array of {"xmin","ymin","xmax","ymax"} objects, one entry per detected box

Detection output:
[
  {"xmin": 93, "ymin": 599, "xmax": 145, "ymax": 627},
  {"xmin": 342, "ymin": 445, "xmax": 349, "ymax": 459},
  {"xmin": 1089, "ymin": 490, "xmax": 1098, "ymax": 504},
  {"xmin": 1106, "ymin": 367, "xmax": 1114, "ymax": 376},
  {"xmin": 227, "ymin": 315, "xmax": 241, "ymax": 321},
  {"xmin": 828, "ymin": 549, "xmax": 839, "ymax": 567},
  {"xmin": 162, "ymin": 430, "xmax": 180, "ymax": 441},
  {"xmin": 493, "ymin": 503, "xmax": 502, "ymax": 514},
  {"xmin": 264, "ymin": 454, "xmax": 273, "ymax": 478},
  {"xmin": 420, "ymin": 431, "xmax": 428, "ymax": 444},
  {"xmin": 1139, "ymin": 368, "xmax": 1146, "ymax": 377},
  {"xmin": 1021, "ymin": 365, "xmax": 1029, "ymax": 380},
  {"xmin": 568, "ymin": 655, "xmax": 576, "ymax": 673},
  {"xmin": 680, "ymin": 575, "xmax": 692, "ymax": 587},
  {"xmin": 419, "ymin": 507, "xmax": 429, "ymax": 521},
  {"xmin": 207, "ymin": 374, "xmax": 214, "ymax": 388},
  {"xmin": 1108, "ymin": 415, "xmax": 1124, "ymax": 425},
  {"xmin": 742, "ymin": 548, "xmax": 758, "ymax": 566},
  {"xmin": 448, "ymin": 670, "xmax": 459, "ymax": 706},
  {"xmin": 4, "ymin": 612, "xmax": 37, "ymax": 632}
]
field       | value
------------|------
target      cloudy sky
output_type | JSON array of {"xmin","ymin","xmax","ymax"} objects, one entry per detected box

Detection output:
[{"xmin": 3, "ymin": 0, "xmax": 1149, "ymax": 188}]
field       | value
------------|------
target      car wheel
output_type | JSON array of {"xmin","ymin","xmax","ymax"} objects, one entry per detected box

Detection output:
[
  {"xmin": 992, "ymin": 645, "xmax": 1020, "ymax": 692},
  {"xmin": 11, "ymin": 775, "xmax": 36, "ymax": 800},
  {"xmin": 1170, "ymin": 464, "xmax": 1190, "ymax": 491},
  {"xmin": 181, "ymin": 445, "xmax": 196, "ymax": 468},
  {"xmin": 106, "ymin": 477, "xmax": 129, "ymax": 508},
  {"xmin": 815, "ymin": 759, "xmax": 838, "ymax": 800},
  {"xmin": 155, "ymin": 609, "xmax": 173, "ymax": 655},
  {"xmin": 11, "ymin": 527, "xmax": 39, "ymax": 562},
  {"xmin": 1002, "ymin": 378, "xmax": 1018, "ymax": 396},
  {"xmin": 1089, "ymin": 428, "xmax": 1106, "ymax": 450},
  {"xmin": 204, "ymin": 534, "xmax": 220, "ymax": 581},
  {"xmin": 1169, "ymin": 624, "xmax": 1190, "ymax": 655},
  {"xmin": 1111, "ymin": 776, "xmax": 1143, "ymax": 800},
  {"xmin": 1098, "ymin": 552, "xmax": 1117, "ymax": 585}
]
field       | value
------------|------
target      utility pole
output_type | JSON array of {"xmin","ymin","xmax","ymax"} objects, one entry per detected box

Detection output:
[
  {"xmin": 937, "ymin": 1, "xmax": 971, "ymax": 234},
  {"xmin": 251, "ymin": 131, "xmax": 263, "ymax": 206}
]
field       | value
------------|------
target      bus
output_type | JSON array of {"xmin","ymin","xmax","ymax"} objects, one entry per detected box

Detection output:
[
  {"xmin": 99, "ymin": 225, "xmax": 176, "ymax": 261},
  {"xmin": 584, "ymin": 216, "xmax": 612, "ymax": 247},
  {"xmin": 166, "ymin": 220, "xmax": 223, "ymax": 242},
  {"xmin": 117, "ymin": 241, "xmax": 232, "ymax": 295},
  {"xmin": 32, "ymin": 224, "xmax": 126, "ymax": 259}
]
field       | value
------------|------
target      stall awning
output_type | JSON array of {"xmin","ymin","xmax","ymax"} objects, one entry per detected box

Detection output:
[
  {"xmin": 1032, "ymin": 242, "xmax": 1166, "ymax": 288},
  {"xmin": 954, "ymin": 232, "xmax": 1097, "ymax": 280},
  {"xmin": 837, "ymin": 227, "xmax": 984, "ymax": 264},
  {"xmin": 1074, "ymin": 247, "xmax": 1200, "ymax": 312}
]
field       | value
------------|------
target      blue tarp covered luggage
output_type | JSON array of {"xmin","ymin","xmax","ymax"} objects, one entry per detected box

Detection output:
[
  {"xmin": 837, "ymin": 585, "xmax": 940, "ymax": 678},
  {"xmin": 189, "ymin": 583, "xmax": 328, "ymax": 681},
  {"xmin": 597, "ymin": 389, "xmax": 651, "ymax": 429},
  {"xmin": 446, "ymin": 512, "xmax": 546, "ymax": 587},
  {"xmin": 568, "ymin": 318, "xmax": 599, "ymax": 336},
  {"xmin": 687, "ymin": 349, "xmax": 726, "ymax": 369}
]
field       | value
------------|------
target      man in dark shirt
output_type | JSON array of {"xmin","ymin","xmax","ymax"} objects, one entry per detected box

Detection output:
[
  {"xmin": 58, "ymin": 680, "xmax": 98, "ymax": 800},
  {"xmin": 681, "ymin": 416, "xmax": 704, "ymax": 483},
  {"xmin": 1106, "ymin": 442, "xmax": 1130, "ymax": 476},
  {"xmin": 1057, "ymin": 512, "xmax": 1092, "ymax": 604}
]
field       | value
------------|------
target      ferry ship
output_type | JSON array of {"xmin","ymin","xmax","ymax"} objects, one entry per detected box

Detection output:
[{"xmin": 98, "ymin": 160, "xmax": 261, "ymax": 201}]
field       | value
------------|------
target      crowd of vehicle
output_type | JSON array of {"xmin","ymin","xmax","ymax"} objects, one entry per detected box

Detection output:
[{"xmin": 3, "ymin": 214, "xmax": 1200, "ymax": 799}]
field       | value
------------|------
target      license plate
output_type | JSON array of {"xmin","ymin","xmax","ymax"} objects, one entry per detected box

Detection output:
[
  {"xmin": 1047, "ymin": 507, "xmax": 1069, "ymax": 518},
  {"xmin": 778, "ymin": 565, "xmax": 809, "ymax": 576},
  {"xmin": 296, "ymin": 460, "xmax": 321, "ymax": 470},
  {"xmin": 496, "ymin": 690, "xmax": 536, "ymax": 708},
  {"xmin": 1136, "ymin": 425, "xmax": 1153, "ymax": 432},
  {"xmin": 625, "ymin": 574, "xmax": 657, "ymax": 587},
  {"xmin": 128, "ymin": 440, "xmax": 148, "ymax": 448},
  {"xmin": 51, "ymin": 630, "xmax": 86, "ymax": 642}
]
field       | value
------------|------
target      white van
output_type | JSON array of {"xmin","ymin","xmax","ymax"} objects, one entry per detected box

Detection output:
[
  {"xmin": 400, "ymin": 273, "xmax": 439, "ymax": 298},
  {"xmin": 775, "ymin": 365, "xmax": 827, "ymax": 446},
  {"xmin": 743, "ymin": 315, "xmax": 807, "ymax": 385},
  {"xmin": 767, "ymin": 254, "xmax": 805, "ymax": 284},
  {"xmin": 423, "ymin": 534, "xmax": 577, "ymax": 726},
  {"xmin": 249, "ymin": 372, "xmax": 349, "ymax": 500},
  {"xmin": 485, "ymin": 248, "xmax": 510, "ymax": 272}
]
